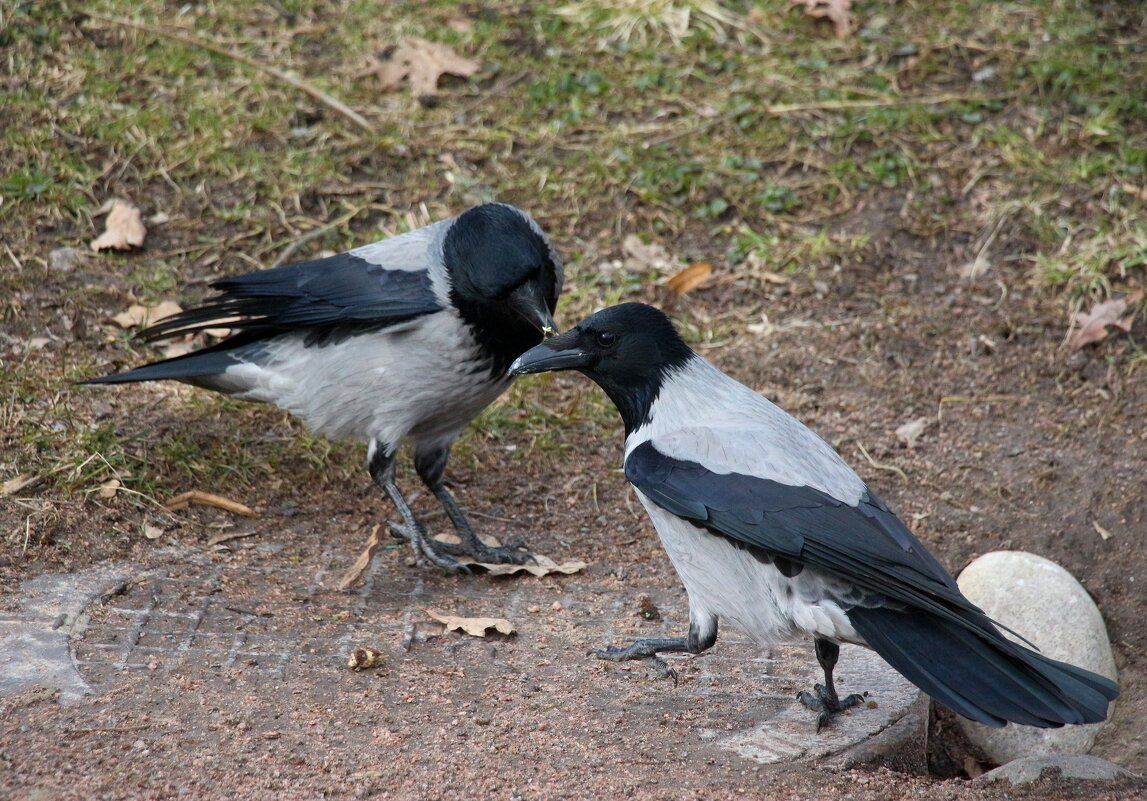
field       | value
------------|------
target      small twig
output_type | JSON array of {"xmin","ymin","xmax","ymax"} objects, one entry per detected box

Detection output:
[
  {"xmin": 3, "ymin": 241, "xmax": 24, "ymax": 271},
  {"xmin": 855, "ymin": 443, "xmax": 908, "ymax": 483},
  {"xmin": 86, "ymin": 12, "xmax": 374, "ymax": 134},
  {"xmin": 165, "ymin": 490, "xmax": 255, "ymax": 517},
  {"xmin": 269, "ymin": 204, "xmax": 368, "ymax": 268}
]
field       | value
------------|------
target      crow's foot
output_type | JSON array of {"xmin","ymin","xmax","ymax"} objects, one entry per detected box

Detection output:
[
  {"xmin": 797, "ymin": 683, "xmax": 867, "ymax": 732},
  {"xmin": 594, "ymin": 637, "xmax": 692, "ymax": 685},
  {"xmin": 388, "ymin": 523, "xmax": 470, "ymax": 574}
]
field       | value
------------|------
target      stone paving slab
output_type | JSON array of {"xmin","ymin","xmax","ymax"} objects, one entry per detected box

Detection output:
[
  {"xmin": 0, "ymin": 562, "xmax": 131, "ymax": 705},
  {"xmin": 2, "ymin": 541, "xmax": 925, "ymax": 771}
]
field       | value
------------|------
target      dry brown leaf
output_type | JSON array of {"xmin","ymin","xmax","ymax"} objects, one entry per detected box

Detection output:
[
  {"xmin": 165, "ymin": 490, "xmax": 255, "ymax": 517},
  {"xmin": 375, "ymin": 38, "xmax": 480, "ymax": 97},
  {"xmin": 667, "ymin": 262, "xmax": 714, "ymax": 295},
  {"xmin": 97, "ymin": 479, "xmax": 121, "ymax": 499},
  {"xmin": 1068, "ymin": 292, "xmax": 1141, "ymax": 350},
  {"xmin": 895, "ymin": 417, "xmax": 931, "ymax": 449},
  {"xmin": 458, "ymin": 553, "xmax": 588, "ymax": 577},
  {"xmin": 160, "ymin": 341, "xmax": 195, "ymax": 359},
  {"xmin": 90, "ymin": 198, "xmax": 147, "ymax": 251},
  {"xmin": 622, "ymin": 234, "xmax": 672, "ymax": 273},
  {"xmin": 790, "ymin": 0, "xmax": 854, "ymax": 38},
  {"xmin": 428, "ymin": 533, "xmax": 587, "ymax": 577},
  {"xmin": 143, "ymin": 524, "xmax": 165, "ymax": 541},
  {"xmin": 112, "ymin": 300, "xmax": 183, "ymax": 330},
  {"xmin": 336, "ymin": 525, "xmax": 384, "ymax": 589},
  {"xmin": 423, "ymin": 609, "xmax": 515, "ymax": 637}
]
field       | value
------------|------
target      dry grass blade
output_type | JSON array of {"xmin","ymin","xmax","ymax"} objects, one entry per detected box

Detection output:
[{"xmin": 855, "ymin": 443, "xmax": 908, "ymax": 483}]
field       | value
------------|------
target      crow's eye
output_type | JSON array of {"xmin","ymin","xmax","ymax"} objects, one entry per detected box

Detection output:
[{"xmin": 595, "ymin": 331, "xmax": 617, "ymax": 348}]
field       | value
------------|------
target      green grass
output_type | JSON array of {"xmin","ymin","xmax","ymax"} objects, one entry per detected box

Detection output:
[{"xmin": 2, "ymin": 0, "xmax": 1145, "ymax": 503}]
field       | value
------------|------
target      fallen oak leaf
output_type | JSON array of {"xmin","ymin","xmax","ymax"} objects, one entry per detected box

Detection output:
[
  {"xmin": 374, "ymin": 38, "xmax": 480, "ymax": 98},
  {"xmin": 457, "ymin": 553, "xmax": 587, "ymax": 578},
  {"xmin": 1068, "ymin": 292, "xmax": 1140, "ymax": 350},
  {"xmin": 90, "ymin": 198, "xmax": 147, "ymax": 252},
  {"xmin": 790, "ymin": 0, "xmax": 854, "ymax": 38},
  {"xmin": 427, "ymin": 533, "xmax": 586, "ymax": 577},
  {"xmin": 112, "ymin": 300, "xmax": 183, "ymax": 330},
  {"xmin": 667, "ymin": 262, "xmax": 714, "ymax": 295},
  {"xmin": 423, "ymin": 609, "xmax": 515, "ymax": 637}
]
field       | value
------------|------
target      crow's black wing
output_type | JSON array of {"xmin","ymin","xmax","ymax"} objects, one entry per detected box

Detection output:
[
  {"xmin": 625, "ymin": 439, "xmax": 962, "ymax": 613},
  {"xmin": 139, "ymin": 251, "xmax": 442, "ymax": 346}
]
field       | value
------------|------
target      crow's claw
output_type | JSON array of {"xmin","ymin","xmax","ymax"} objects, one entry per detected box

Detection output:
[
  {"xmin": 797, "ymin": 683, "xmax": 867, "ymax": 732},
  {"xmin": 387, "ymin": 522, "xmax": 470, "ymax": 574}
]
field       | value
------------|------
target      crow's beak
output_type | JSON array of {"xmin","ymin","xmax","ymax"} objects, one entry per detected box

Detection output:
[
  {"xmin": 508, "ymin": 282, "xmax": 557, "ymax": 337},
  {"xmin": 510, "ymin": 333, "xmax": 589, "ymax": 376}
]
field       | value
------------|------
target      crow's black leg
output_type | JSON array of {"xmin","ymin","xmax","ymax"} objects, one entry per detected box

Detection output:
[
  {"xmin": 797, "ymin": 638, "xmax": 867, "ymax": 731},
  {"xmin": 413, "ymin": 442, "xmax": 532, "ymax": 565},
  {"xmin": 595, "ymin": 614, "xmax": 718, "ymax": 684},
  {"xmin": 368, "ymin": 441, "xmax": 465, "ymax": 573}
]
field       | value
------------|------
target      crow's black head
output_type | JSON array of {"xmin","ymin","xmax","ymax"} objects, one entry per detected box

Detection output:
[
  {"xmin": 444, "ymin": 204, "xmax": 562, "ymax": 367},
  {"xmin": 510, "ymin": 303, "xmax": 694, "ymax": 432}
]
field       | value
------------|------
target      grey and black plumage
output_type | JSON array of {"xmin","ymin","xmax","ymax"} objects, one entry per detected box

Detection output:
[
  {"xmin": 511, "ymin": 302, "xmax": 1118, "ymax": 729},
  {"xmin": 87, "ymin": 202, "xmax": 563, "ymax": 572}
]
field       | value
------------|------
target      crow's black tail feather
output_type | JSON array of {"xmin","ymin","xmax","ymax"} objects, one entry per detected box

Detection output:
[
  {"xmin": 80, "ymin": 341, "xmax": 252, "ymax": 387},
  {"xmin": 849, "ymin": 606, "xmax": 1118, "ymax": 728}
]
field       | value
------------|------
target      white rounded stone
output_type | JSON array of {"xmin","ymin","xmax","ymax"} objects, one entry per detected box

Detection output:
[{"xmin": 955, "ymin": 550, "xmax": 1118, "ymax": 764}]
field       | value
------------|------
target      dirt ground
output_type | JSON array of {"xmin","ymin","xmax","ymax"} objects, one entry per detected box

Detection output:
[{"xmin": 2, "ymin": 193, "xmax": 1145, "ymax": 800}]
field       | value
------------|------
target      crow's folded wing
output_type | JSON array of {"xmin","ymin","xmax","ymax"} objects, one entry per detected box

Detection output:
[
  {"xmin": 139, "ymin": 250, "xmax": 443, "ymax": 345},
  {"xmin": 624, "ymin": 437, "xmax": 977, "ymax": 624}
]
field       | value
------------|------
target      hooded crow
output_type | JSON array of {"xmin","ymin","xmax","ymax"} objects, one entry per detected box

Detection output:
[
  {"xmin": 511, "ymin": 302, "xmax": 1118, "ymax": 729},
  {"xmin": 87, "ymin": 203, "xmax": 562, "ymax": 572}
]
